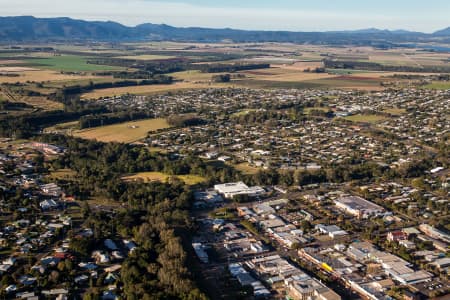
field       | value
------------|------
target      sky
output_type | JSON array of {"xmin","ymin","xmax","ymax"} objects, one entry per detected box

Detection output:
[{"xmin": 0, "ymin": 0, "xmax": 449, "ymax": 33}]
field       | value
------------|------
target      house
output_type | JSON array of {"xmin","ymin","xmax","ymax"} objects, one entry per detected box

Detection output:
[
  {"xmin": 387, "ymin": 231, "xmax": 408, "ymax": 242},
  {"xmin": 104, "ymin": 239, "xmax": 118, "ymax": 251},
  {"xmin": 40, "ymin": 199, "xmax": 59, "ymax": 210},
  {"xmin": 40, "ymin": 183, "xmax": 62, "ymax": 197}
]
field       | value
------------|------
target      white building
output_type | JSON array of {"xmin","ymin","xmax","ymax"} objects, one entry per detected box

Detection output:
[
  {"xmin": 214, "ymin": 182, "xmax": 265, "ymax": 199},
  {"xmin": 334, "ymin": 195, "xmax": 385, "ymax": 218}
]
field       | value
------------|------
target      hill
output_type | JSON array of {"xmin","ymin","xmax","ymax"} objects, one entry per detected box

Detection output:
[{"xmin": 0, "ymin": 16, "xmax": 449, "ymax": 45}]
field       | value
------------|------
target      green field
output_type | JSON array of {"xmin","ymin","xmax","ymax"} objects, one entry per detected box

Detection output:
[
  {"xmin": 423, "ymin": 82, "xmax": 450, "ymax": 90},
  {"xmin": 343, "ymin": 114, "xmax": 387, "ymax": 123},
  {"xmin": 114, "ymin": 54, "xmax": 176, "ymax": 61},
  {"xmin": 122, "ymin": 171, "xmax": 206, "ymax": 185},
  {"xmin": 72, "ymin": 118, "xmax": 171, "ymax": 143},
  {"xmin": 26, "ymin": 55, "xmax": 121, "ymax": 72},
  {"xmin": 383, "ymin": 108, "xmax": 407, "ymax": 115}
]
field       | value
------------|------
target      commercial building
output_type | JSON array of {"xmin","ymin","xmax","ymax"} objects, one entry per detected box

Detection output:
[
  {"xmin": 214, "ymin": 182, "xmax": 265, "ymax": 199},
  {"xmin": 419, "ymin": 224, "xmax": 450, "ymax": 243},
  {"xmin": 334, "ymin": 195, "xmax": 385, "ymax": 218}
]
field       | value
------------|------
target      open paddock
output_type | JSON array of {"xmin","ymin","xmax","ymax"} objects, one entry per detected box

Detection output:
[
  {"xmin": 114, "ymin": 54, "xmax": 177, "ymax": 60},
  {"xmin": 0, "ymin": 69, "xmax": 104, "ymax": 84},
  {"xmin": 122, "ymin": 171, "xmax": 206, "ymax": 185},
  {"xmin": 72, "ymin": 118, "xmax": 171, "ymax": 143},
  {"xmin": 26, "ymin": 54, "xmax": 123, "ymax": 72},
  {"xmin": 342, "ymin": 114, "xmax": 387, "ymax": 123}
]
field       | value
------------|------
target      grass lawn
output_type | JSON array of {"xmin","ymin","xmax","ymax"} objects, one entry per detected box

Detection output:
[
  {"xmin": 234, "ymin": 163, "xmax": 261, "ymax": 175},
  {"xmin": 343, "ymin": 114, "xmax": 387, "ymax": 123},
  {"xmin": 48, "ymin": 168, "xmax": 77, "ymax": 180},
  {"xmin": 122, "ymin": 171, "xmax": 206, "ymax": 185},
  {"xmin": 26, "ymin": 55, "xmax": 122, "ymax": 72},
  {"xmin": 72, "ymin": 118, "xmax": 171, "ymax": 143}
]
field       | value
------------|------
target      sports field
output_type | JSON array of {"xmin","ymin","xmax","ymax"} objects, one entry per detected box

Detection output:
[{"xmin": 72, "ymin": 118, "xmax": 171, "ymax": 143}]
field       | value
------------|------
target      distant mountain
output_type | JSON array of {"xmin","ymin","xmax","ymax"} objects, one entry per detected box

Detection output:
[
  {"xmin": 0, "ymin": 16, "xmax": 448, "ymax": 45},
  {"xmin": 433, "ymin": 27, "xmax": 450, "ymax": 36}
]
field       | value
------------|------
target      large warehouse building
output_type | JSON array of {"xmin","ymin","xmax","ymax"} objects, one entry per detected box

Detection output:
[
  {"xmin": 214, "ymin": 182, "xmax": 265, "ymax": 199},
  {"xmin": 334, "ymin": 195, "xmax": 385, "ymax": 218}
]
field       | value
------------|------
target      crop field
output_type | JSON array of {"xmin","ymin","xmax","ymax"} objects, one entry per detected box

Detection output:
[
  {"xmin": 25, "ymin": 55, "xmax": 122, "ymax": 72},
  {"xmin": 72, "ymin": 118, "xmax": 171, "ymax": 143},
  {"xmin": 122, "ymin": 171, "xmax": 206, "ymax": 185},
  {"xmin": 343, "ymin": 114, "xmax": 387, "ymax": 123}
]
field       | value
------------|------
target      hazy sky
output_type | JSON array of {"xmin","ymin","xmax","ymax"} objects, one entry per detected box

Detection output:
[{"xmin": 0, "ymin": 0, "xmax": 449, "ymax": 32}]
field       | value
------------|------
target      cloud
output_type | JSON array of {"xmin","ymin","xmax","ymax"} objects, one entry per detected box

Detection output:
[{"xmin": 0, "ymin": 0, "xmax": 447, "ymax": 32}]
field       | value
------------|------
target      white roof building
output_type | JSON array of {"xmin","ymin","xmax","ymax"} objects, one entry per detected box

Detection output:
[{"xmin": 214, "ymin": 182, "xmax": 265, "ymax": 199}]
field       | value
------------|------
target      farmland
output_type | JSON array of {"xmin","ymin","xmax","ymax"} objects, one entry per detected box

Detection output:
[
  {"xmin": 0, "ymin": 69, "xmax": 104, "ymax": 84},
  {"xmin": 71, "ymin": 118, "xmax": 171, "ymax": 143},
  {"xmin": 114, "ymin": 54, "xmax": 176, "ymax": 61},
  {"xmin": 26, "ymin": 54, "xmax": 122, "ymax": 72}
]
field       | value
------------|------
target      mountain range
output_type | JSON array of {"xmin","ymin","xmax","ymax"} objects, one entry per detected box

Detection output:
[{"xmin": 0, "ymin": 16, "xmax": 449, "ymax": 45}]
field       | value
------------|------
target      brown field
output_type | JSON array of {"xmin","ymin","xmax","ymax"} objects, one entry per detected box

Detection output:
[
  {"xmin": 240, "ymin": 66, "xmax": 335, "ymax": 82},
  {"xmin": 234, "ymin": 163, "xmax": 261, "ymax": 175},
  {"xmin": 272, "ymin": 61, "xmax": 324, "ymax": 71},
  {"xmin": 72, "ymin": 118, "xmax": 171, "ymax": 143},
  {"xmin": 0, "ymin": 59, "xmax": 25, "ymax": 65},
  {"xmin": 0, "ymin": 66, "xmax": 38, "ymax": 72},
  {"xmin": 0, "ymin": 69, "xmax": 103, "ymax": 84},
  {"xmin": 17, "ymin": 96, "xmax": 64, "ymax": 110}
]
